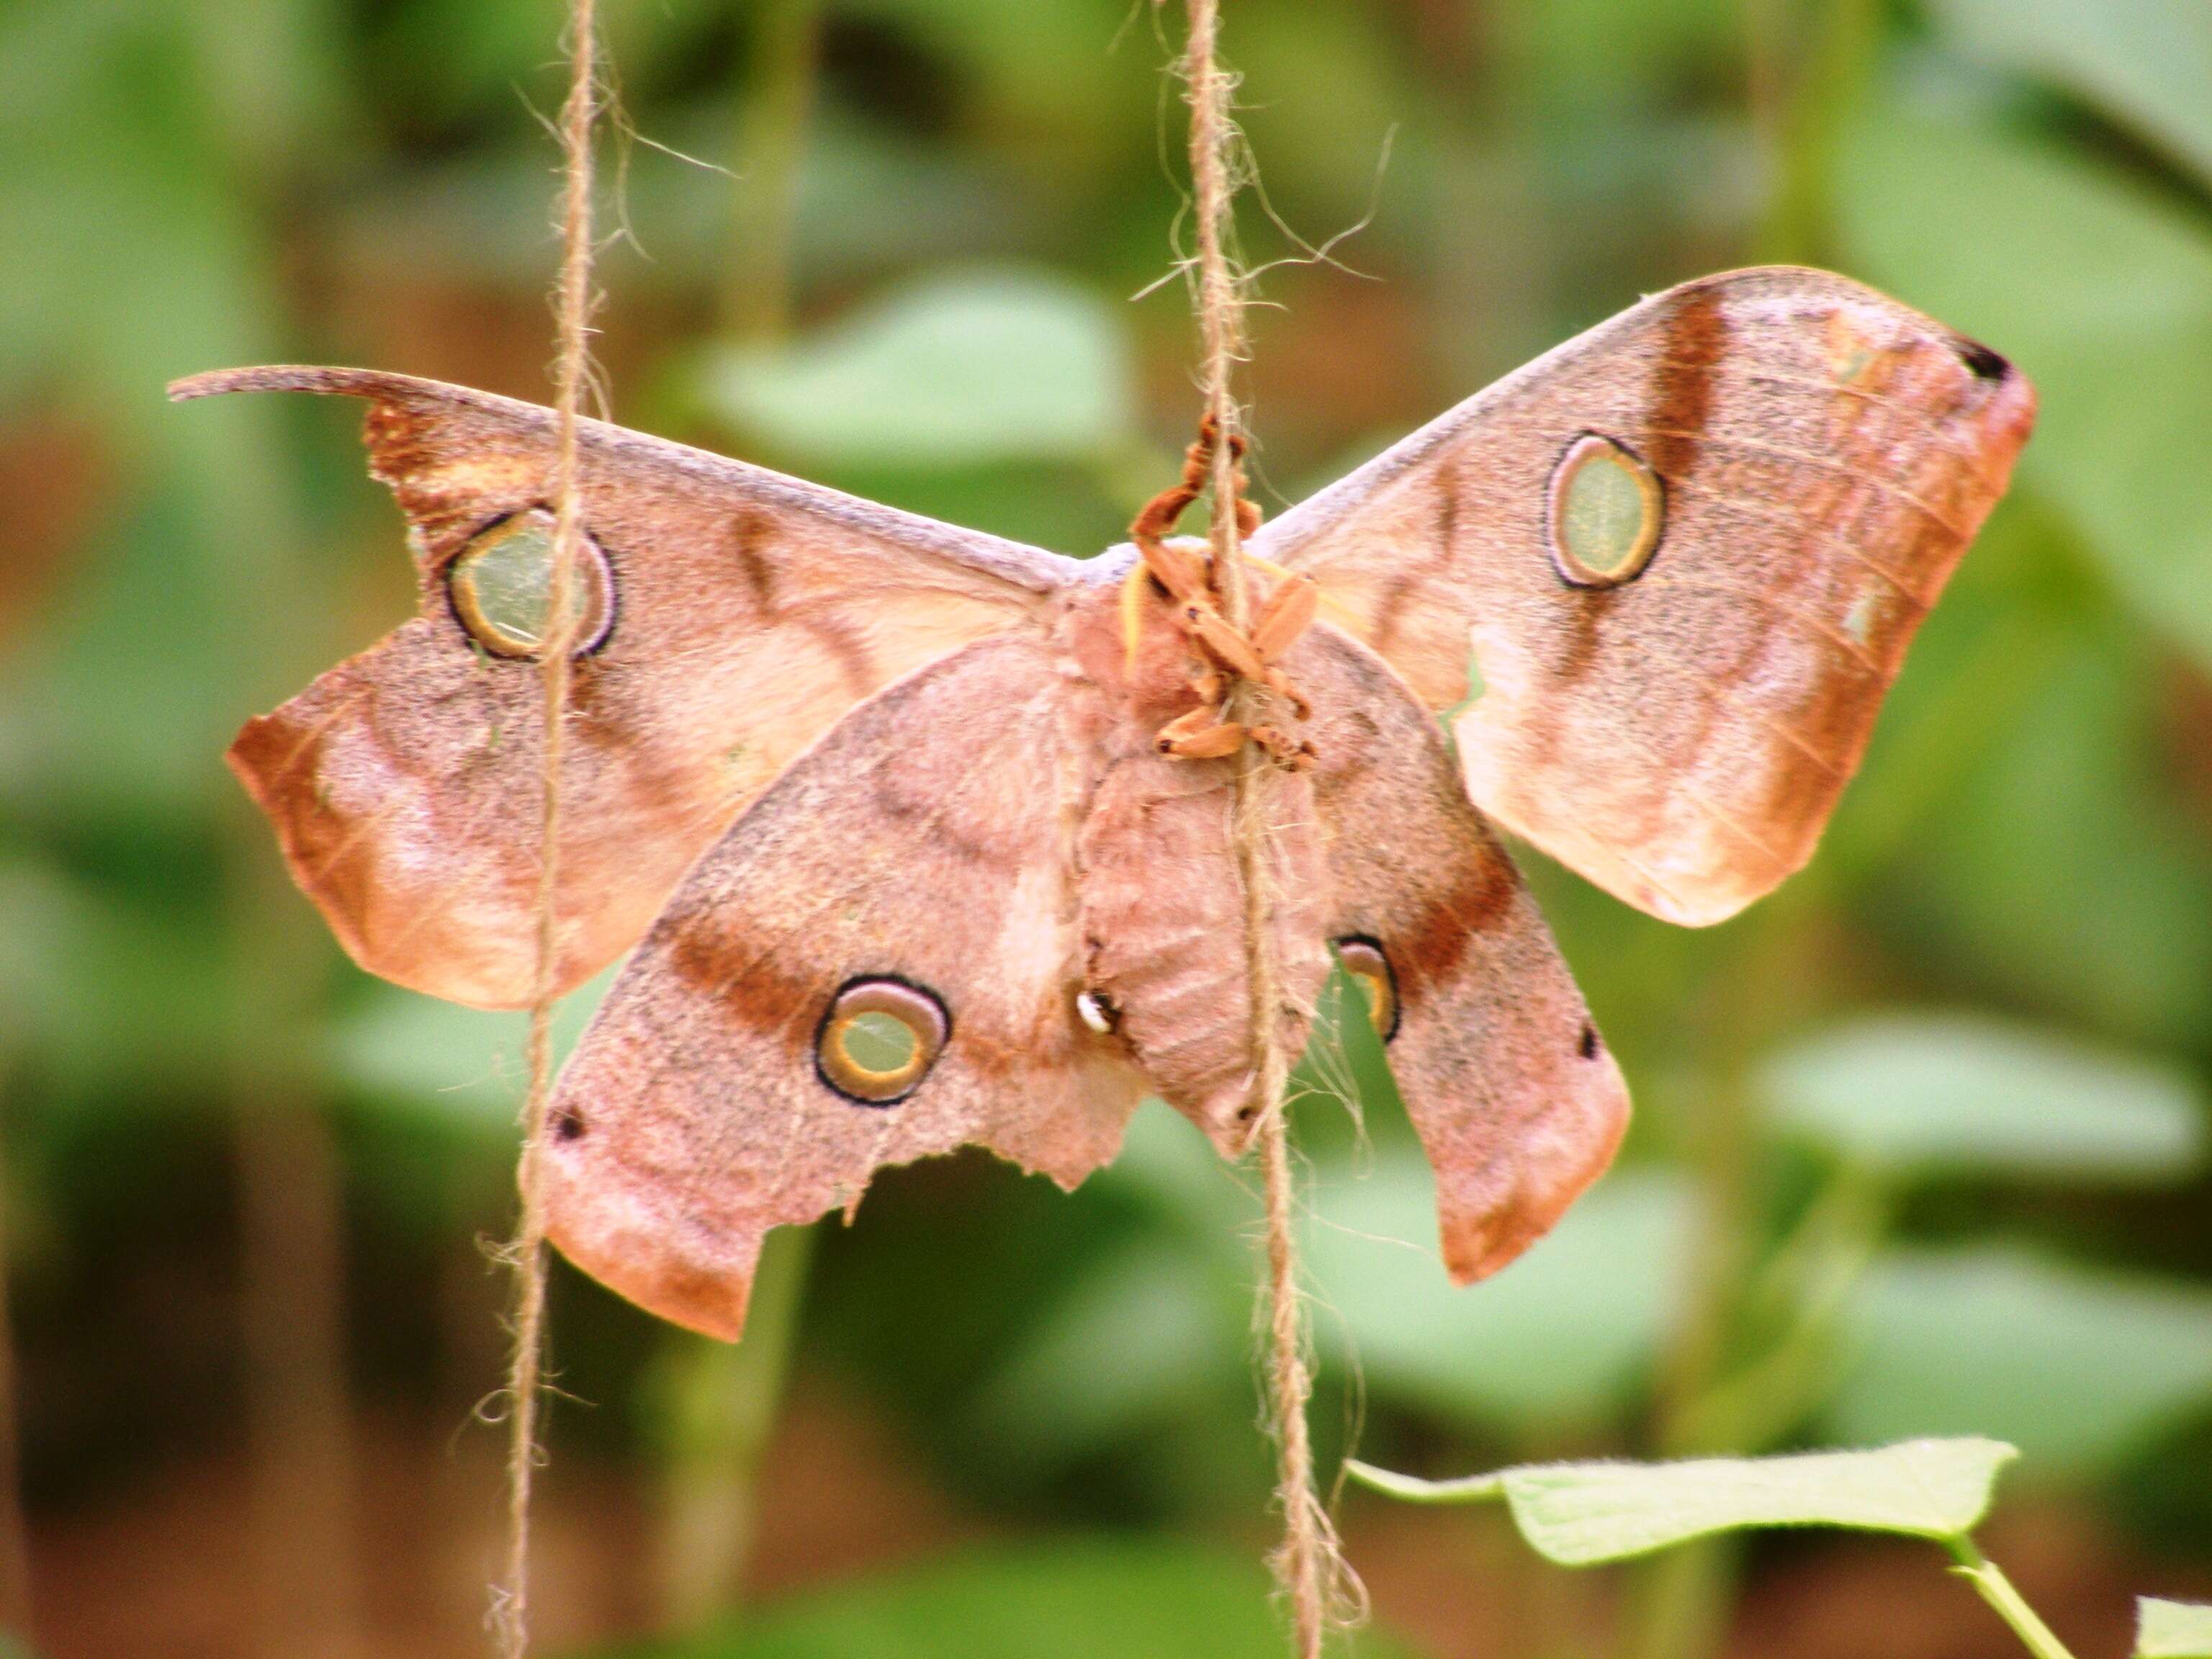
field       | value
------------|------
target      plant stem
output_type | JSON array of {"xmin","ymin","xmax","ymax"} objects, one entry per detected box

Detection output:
[
  {"xmin": 230, "ymin": 848, "xmax": 364, "ymax": 1659},
  {"xmin": 1629, "ymin": 877, "xmax": 1827, "ymax": 1659},
  {"xmin": 1943, "ymin": 1537, "xmax": 2083, "ymax": 1659},
  {"xmin": 1414, "ymin": 0, "xmax": 1548, "ymax": 396},
  {"xmin": 721, "ymin": 0, "xmax": 824, "ymax": 345},
  {"xmin": 656, "ymin": 1222, "xmax": 815, "ymax": 1631},
  {"xmin": 0, "ymin": 1087, "xmax": 32, "ymax": 1644},
  {"xmin": 1671, "ymin": 1161, "xmax": 1887, "ymax": 1455},
  {"xmin": 1753, "ymin": 0, "xmax": 1880, "ymax": 266}
]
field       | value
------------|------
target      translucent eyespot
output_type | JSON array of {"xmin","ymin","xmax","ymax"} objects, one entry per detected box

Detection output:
[
  {"xmin": 446, "ymin": 509, "xmax": 614, "ymax": 659},
  {"xmin": 1546, "ymin": 433, "xmax": 1664, "ymax": 588},
  {"xmin": 1334, "ymin": 937, "xmax": 1400, "ymax": 1043},
  {"xmin": 815, "ymin": 978, "xmax": 950, "ymax": 1106},
  {"xmin": 1075, "ymin": 990, "xmax": 1120, "ymax": 1035}
]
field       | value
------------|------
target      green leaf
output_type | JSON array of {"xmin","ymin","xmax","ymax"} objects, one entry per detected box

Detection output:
[
  {"xmin": 327, "ymin": 969, "xmax": 613, "ymax": 1131},
  {"xmin": 1093, "ymin": 1098, "xmax": 1256, "ymax": 1231},
  {"xmin": 1833, "ymin": 1246, "xmax": 2212, "ymax": 1473},
  {"xmin": 593, "ymin": 1539, "xmax": 1416, "ymax": 1658},
  {"xmin": 834, "ymin": 0, "xmax": 1149, "ymax": 147},
  {"xmin": 1088, "ymin": 1132, "xmax": 1689, "ymax": 1434},
  {"xmin": 0, "ymin": 854, "xmax": 229, "ymax": 1100},
  {"xmin": 1839, "ymin": 104, "xmax": 2212, "ymax": 673},
  {"xmin": 2139, "ymin": 1598, "xmax": 2212, "ymax": 1659},
  {"xmin": 1303, "ymin": 1162, "xmax": 1691, "ymax": 1429},
  {"xmin": 1930, "ymin": 0, "xmax": 2212, "ymax": 190},
  {"xmin": 1763, "ymin": 1013, "xmax": 2204, "ymax": 1182},
  {"xmin": 698, "ymin": 267, "xmax": 1133, "ymax": 468},
  {"xmin": 1840, "ymin": 533, "xmax": 2212, "ymax": 1053},
  {"xmin": 1345, "ymin": 1462, "xmax": 1506, "ymax": 1504},
  {"xmin": 970, "ymin": 1240, "xmax": 1232, "ymax": 1467},
  {"xmin": 1352, "ymin": 1440, "xmax": 2017, "ymax": 1565}
]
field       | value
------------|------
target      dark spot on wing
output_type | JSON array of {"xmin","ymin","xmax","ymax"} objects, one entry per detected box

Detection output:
[
  {"xmin": 1578, "ymin": 1022, "xmax": 1600, "ymax": 1060},
  {"xmin": 1951, "ymin": 335, "xmax": 2013, "ymax": 382}
]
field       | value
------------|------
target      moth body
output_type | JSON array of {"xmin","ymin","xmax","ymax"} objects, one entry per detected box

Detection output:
[{"xmin": 1060, "ymin": 577, "xmax": 1332, "ymax": 1151}]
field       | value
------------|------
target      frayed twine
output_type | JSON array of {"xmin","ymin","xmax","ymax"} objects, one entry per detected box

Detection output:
[
  {"xmin": 1176, "ymin": 2, "xmax": 1364, "ymax": 1653},
  {"xmin": 496, "ymin": 1, "xmax": 601, "ymax": 1655}
]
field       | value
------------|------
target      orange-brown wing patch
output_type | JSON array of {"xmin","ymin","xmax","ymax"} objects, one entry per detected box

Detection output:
[
  {"xmin": 540, "ymin": 633, "xmax": 1146, "ymax": 1339},
  {"xmin": 174, "ymin": 367, "xmax": 1078, "ymax": 1006},
  {"xmin": 1299, "ymin": 626, "xmax": 1630, "ymax": 1280},
  {"xmin": 1256, "ymin": 267, "xmax": 2036, "ymax": 925}
]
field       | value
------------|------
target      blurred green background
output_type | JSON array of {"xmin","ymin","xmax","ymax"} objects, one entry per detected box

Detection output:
[{"xmin": 2, "ymin": 1, "xmax": 2211, "ymax": 1656}]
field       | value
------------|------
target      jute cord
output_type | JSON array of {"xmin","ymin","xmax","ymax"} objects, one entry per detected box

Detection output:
[
  {"xmin": 1179, "ymin": 4, "xmax": 1357, "ymax": 1653},
  {"xmin": 496, "ymin": 1, "xmax": 599, "ymax": 1653}
]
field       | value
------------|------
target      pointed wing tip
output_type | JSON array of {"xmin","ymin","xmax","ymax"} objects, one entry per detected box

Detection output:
[
  {"xmin": 1645, "ymin": 886, "xmax": 1761, "ymax": 929},
  {"xmin": 166, "ymin": 365, "xmax": 420, "ymax": 404},
  {"xmin": 543, "ymin": 1193, "xmax": 755, "ymax": 1344},
  {"xmin": 1440, "ymin": 1058, "xmax": 1632, "ymax": 1286}
]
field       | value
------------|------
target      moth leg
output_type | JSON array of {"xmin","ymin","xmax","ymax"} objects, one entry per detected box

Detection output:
[
  {"xmin": 1250, "ymin": 574, "xmax": 1318, "ymax": 665},
  {"xmin": 1247, "ymin": 724, "xmax": 1318, "ymax": 772},
  {"xmin": 1129, "ymin": 424, "xmax": 1220, "ymax": 598},
  {"xmin": 1183, "ymin": 604, "xmax": 1268, "ymax": 682},
  {"xmin": 1248, "ymin": 574, "xmax": 1320, "ymax": 721},
  {"xmin": 1190, "ymin": 418, "xmax": 1262, "ymax": 542},
  {"xmin": 1129, "ymin": 414, "xmax": 1256, "ymax": 597},
  {"xmin": 1154, "ymin": 706, "xmax": 1248, "ymax": 760},
  {"xmin": 1182, "ymin": 604, "xmax": 1314, "ymax": 721},
  {"xmin": 1265, "ymin": 670, "xmax": 1315, "ymax": 722},
  {"xmin": 1136, "ymin": 530, "xmax": 1213, "ymax": 607}
]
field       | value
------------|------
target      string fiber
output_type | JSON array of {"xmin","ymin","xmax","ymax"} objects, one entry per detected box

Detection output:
[
  {"xmin": 1177, "ymin": 4, "xmax": 1355, "ymax": 1652},
  {"xmin": 496, "ymin": 1, "xmax": 600, "ymax": 1652}
]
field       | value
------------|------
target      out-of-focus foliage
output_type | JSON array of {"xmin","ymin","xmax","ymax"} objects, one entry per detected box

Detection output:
[
  {"xmin": 1765, "ymin": 1014, "xmax": 2206, "ymax": 1182},
  {"xmin": 1, "ymin": 0, "xmax": 2210, "ymax": 1654},
  {"xmin": 699, "ymin": 266, "xmax": 1135, "ymax": 467},
  {"xmin": 1833, "ymin": 1247, "xmax": 2212, "ymax": 1472},
  {"xmin": 606, "ymin": 1541, "xmax": 1416, "ymax": 1659}
]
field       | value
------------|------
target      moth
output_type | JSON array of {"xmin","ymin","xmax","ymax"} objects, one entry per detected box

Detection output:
[{"xmin": 172, "ymin": 267, "xmax": 2033, "ymax": 1341}]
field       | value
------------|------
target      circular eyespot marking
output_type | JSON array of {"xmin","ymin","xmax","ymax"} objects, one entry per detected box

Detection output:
[
  {"xmin": 1547, "ymin": 433, "xmax": 1664, "ymax": 588},
  {"xmin": 1334, "ymin": 937, "xmax": 1400, "ymax": 1043},
  {"xmin": 446, "ymin": 508, "xmax": 615, "ymax": 659},
  {"xmin": 815, "ymin": 977, "xmax": 949, "ymax": 1106},
  {"xmin": 552, "ymin": 1105, "xmax": 587, "ymax": 1141},
  {"xmin": 1076, "ymin": 990, "xmax": 1120, "ymax": 1035}
]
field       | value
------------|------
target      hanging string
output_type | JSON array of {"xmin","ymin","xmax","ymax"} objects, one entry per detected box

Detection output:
[
  {"xmin": 495, "ymin": 0, "xmax": 600, "ymax": 1653},
  {"xmin": 1178, "ymin": 4, "xmax": 1352, "ymax": 1654}
]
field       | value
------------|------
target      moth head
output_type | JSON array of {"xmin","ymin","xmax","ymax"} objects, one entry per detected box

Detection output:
[{"xmin": 446, "ymin": 508, "xmax": 616, "ymax": 658}]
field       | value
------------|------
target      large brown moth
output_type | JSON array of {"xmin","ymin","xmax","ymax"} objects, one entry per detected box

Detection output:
[{"xmin": 171, "ymin": 266, "xmax": 2034, "ymax": 1341}]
